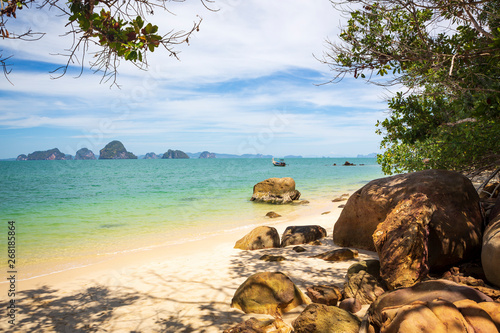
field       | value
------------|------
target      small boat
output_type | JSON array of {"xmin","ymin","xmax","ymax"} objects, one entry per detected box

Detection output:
[{"xmin": 272, "ymin": 157, "xmax": 286, "ymax": 167}]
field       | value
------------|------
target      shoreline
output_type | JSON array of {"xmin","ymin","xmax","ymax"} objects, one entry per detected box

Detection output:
[
  {"xmin": 0, "ymin": 195, "xmax": 378, "ymax": 332},
  {"xmin": 0, "ymin": 196, "xmax": 339, "ymax": 286},
  {"xmin": 0, "ymin": 196, "xmax": 341, "ymax": 289}
]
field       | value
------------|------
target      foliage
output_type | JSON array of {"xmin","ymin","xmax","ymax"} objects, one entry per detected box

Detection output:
[
  {"xmin": 322, "ymin": 0, "xmax": 500, "ymax": 174},
  {"xmin": 0, "ymin": 0, "xmax": 210, "ymax": 85}
]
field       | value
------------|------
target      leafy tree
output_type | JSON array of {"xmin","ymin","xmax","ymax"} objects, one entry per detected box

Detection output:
[
  {"xmin": 322, "ymin": 0, "xmax": 500, "ymax": 174},
  {"xmin": 1, "ymin": 0, "xmax": 212, "ymax": 84}
]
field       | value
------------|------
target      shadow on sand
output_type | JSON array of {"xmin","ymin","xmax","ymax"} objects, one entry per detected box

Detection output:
[{"xmin": 0, "ymin": 238, "xmax": 377, "ymax": 332}]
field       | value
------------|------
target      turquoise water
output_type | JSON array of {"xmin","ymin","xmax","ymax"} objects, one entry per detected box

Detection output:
[{"xmin": 0, "ymin": 158, "xmax": 384, "ymax": 278}]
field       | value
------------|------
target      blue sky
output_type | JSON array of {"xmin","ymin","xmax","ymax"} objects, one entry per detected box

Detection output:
[{"xmin": 0, "ymin": 0, "xmax": 390, "ymax": 159}]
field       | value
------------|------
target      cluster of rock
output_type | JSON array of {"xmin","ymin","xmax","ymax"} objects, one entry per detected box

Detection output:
[
  {"xmin": 234, "ymin": 225, "xmax": 327, "ymax": 250},
  {"xmin": 225, "ymin": 169, "xmax": 500, "ymax": 332},
  {"xmin": 250, "ymin": 177, "xmax": 302, "ymax": 204}
]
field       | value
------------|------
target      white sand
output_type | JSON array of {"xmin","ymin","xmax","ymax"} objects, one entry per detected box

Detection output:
[{"xmin": 0, "ymin": 199, "xmax": 378, "ymax": 332}]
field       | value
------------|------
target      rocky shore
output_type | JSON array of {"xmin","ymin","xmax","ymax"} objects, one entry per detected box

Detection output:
[
  {"xmin": 1, "ymin": 170, "xmax": 498, "ymax": 332},
  {"xmin": 223, "ymin": 170, "xmax": 500, "ymax": 332}
]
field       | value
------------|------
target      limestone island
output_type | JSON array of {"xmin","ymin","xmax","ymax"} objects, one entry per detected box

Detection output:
[
  {"xmin": 162, "ymin": 149, "xmax": 190, "ymax": 159},
  {"xmin": 18, "ymin": 148, "xmax": 70, "ymax": 160},
  {"xmin": 99, "ymin": 140, "xmax": 137, "ymax": 159},
  {"xmin": 143, "ymin": 152, "xmax": 160, "ymax": 159},
  {"xmin": 75, "ymin": 148, "xmax": 96, "ymax": 160},
  {"xmin": 199, "ymin": 151, "xmax": 216, "ymax": 159}
]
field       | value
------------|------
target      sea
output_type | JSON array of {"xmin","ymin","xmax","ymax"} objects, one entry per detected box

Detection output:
[{"xmin": 0, "ymin": 158, "xmax": 384, "ymax": 280}]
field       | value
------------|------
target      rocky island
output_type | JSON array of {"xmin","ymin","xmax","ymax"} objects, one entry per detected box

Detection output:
[
  {"xmin": 75, "ymin": 148, "xmax": 96, "ymax": 160},
  {"xmin": 98, "ymin": 140, "xmax": 137, "ymax": 159},
  {"xmin": 162, "ymin": 149, "xmax": 189, "ymax": 159},
  {"xmin": 17, "ymin": 148, "xmax": 69, "ymax": 160},
  {"xmin": 199, "ymin": 151, "xmax": 216, "ymax": 159},
  {"xmin": 143, "ymin": 152, "xmax": 160, "ymax": 159}
]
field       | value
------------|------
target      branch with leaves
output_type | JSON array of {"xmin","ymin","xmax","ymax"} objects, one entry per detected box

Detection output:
[
  {"xmin": 0, "ymin": 0, "xmax": 212, "ymax": 85},
  {"xmin": 323, "ymin": 0, "xmax": 500, "ymax": 174}
]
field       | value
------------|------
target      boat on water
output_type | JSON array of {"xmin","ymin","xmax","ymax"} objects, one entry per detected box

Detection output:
[{"xmin": 272, "ymin": 157, "xmax": 286, "ymax": 167}]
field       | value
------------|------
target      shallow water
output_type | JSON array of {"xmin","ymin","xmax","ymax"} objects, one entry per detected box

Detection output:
[{"xmin": 0, "ymin": 158, "xmax": 384, "ymax": 278}]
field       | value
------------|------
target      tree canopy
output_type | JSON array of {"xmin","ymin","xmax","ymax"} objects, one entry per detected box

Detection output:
[
  {"xmin": 322, "ymin": 0, "xmax": 500, "ymax": 174},
  {"xmin": 0, "ymin": 0, "xmax": 211, "ymax": 84}
]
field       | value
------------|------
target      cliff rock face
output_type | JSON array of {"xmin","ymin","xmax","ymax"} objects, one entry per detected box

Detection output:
[
  {"xmin": 27, "ymin": 148, "xmax": 68, "ymax": 160},
  {"xmin": 16, "ymin": 154, "xmax": 28, "ymax": 161},
  {"xmin": 199, "ymin": 151, "xmax": 216, "ymax": 159},
  {"xmin": 144, "ymin": 152, "xmax": 160, "ymax": 159},
  {"xmin": 75, "ymin": 148, "xmax": 96, "ymax": 160},
  {"xmin": 162, "ymin": 149, "xmax": 189, "ymax": 159},
  {"xmin": 99, "ymin": 141, "xmax": 137, "ymax": 159}
]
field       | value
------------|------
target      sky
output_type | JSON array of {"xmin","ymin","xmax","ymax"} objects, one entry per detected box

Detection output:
[{"xmin": 0, "ymin": 0, "xmax": 391, "ymax": 159}]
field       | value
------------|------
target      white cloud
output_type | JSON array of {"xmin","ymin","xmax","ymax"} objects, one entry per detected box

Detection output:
[{"xmin": 0, "ymin": 0, "xmax": 391, "ymax": 158}]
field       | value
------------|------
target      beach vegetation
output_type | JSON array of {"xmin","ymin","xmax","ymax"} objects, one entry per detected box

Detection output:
[
  {"xmin": 322, "ymin": 0, "xmax": 500, "ymax": 174},
  {"xmin": 0, "ymin": 0, "xmax": 212, "ymax": 85}
]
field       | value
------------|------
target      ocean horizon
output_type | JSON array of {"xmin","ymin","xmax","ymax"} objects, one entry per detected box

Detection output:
[{"xmin": 1, "ymin": 157, "xmax": 384, "ymax": 280}]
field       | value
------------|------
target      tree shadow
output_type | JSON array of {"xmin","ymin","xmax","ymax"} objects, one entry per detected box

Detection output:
[
  {"xmin": 0, "ymin": 284, "xmax": 140, "ymax": 332},
  {"xmin": 0, "ymin": 272, "xmax": 246, "ymax": 332},
  {"xmin": 0, "ymin": 238, "xmax": 378, "ymax": 332},
  {"xmin": 228, "ymin": 237, "xmax": 379, "ymax": 292}
]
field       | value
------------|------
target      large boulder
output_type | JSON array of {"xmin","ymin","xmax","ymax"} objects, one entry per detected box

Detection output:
[
  {"xmin": 368, "ymin": 279, "xmax": 493, "ymax": 330},
  {"xmin": 234, "ymin": 226, "xmax": 280, "ymax": 250},
  {"xmin": 306, "ymin": 285, "xmax": 343, "ymax": 306},
  {"xmin": 333, "ymin": 169, "xmax": 483, "ymax": 270},
  {"xmin": 372, "ymin": 193, "xmax": 436, "ymax": 289},
  {"xmin": 281, "ymin": 225, "xmax": 326, "ymax": 247},
  {"xmin": 309, "ymin": 248, "xmax": 358, "ymax": 262},
  {"xmin": 250, "ymin": 178, "xmax": 301, "ymax": 204},
  {"xmin": 231, "ymin": 272, "xmax": 309, "ymax": 316},
  {"xmin": 482, "ymin": 196, "xmax": 500, "ymax": 288},
  {"xmin": 373, "ymin": 298, "xmax": 500, "ymax": 333},
  {"xmin": 292, "ymin": 303, "xmax": 361, "ymax": 333},
  {"xmin": 489, "ymin": 195, "xmax": 500, "ymax": 223},
  {"xmin": 223, "ymin": 317, "xmax": 292, "ymax": 333},
  {"xmin": 344, "ymin": 260, "xmax": 386, "ymax": 305}
]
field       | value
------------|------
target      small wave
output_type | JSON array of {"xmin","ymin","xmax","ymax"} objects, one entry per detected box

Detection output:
[{"xmin": 99, "ymin": 223, "xmax": 126, "ymax": 229}]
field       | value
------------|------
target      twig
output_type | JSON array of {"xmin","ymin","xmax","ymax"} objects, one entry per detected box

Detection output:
[{"xmin": 477, "ymin": 166, "xmax": 500, "ymax": 194}]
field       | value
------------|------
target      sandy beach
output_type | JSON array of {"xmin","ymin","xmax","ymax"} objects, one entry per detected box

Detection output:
[{"xmin": 0, "ymin": 198, "xmax": 378, "ymax": 332}]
